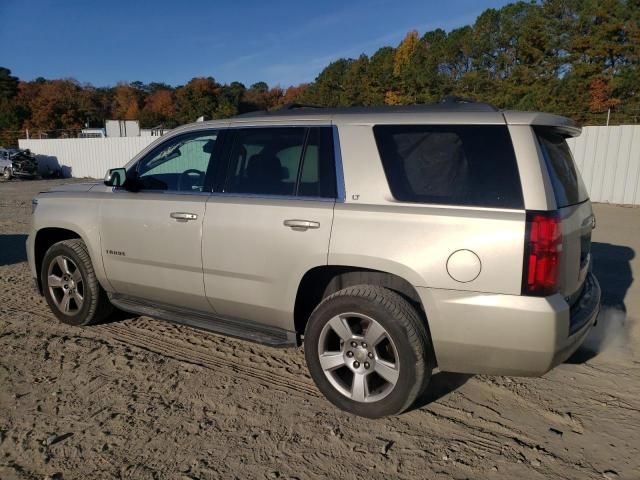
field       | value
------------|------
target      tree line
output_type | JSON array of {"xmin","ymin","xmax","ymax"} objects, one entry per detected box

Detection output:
[{"xmin": 1, "ymin": 0, "xmax": 638, "ymax": 146}]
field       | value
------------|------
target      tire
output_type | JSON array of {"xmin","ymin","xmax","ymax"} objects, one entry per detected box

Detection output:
[
  {"xmin": 41, "ymin": 239, "xmax": 113, "ymax": 326},
  {"xmin": 3, "ymin": 168, "xmax": 11, "ymax": 180},
  {"xmin": 304, "ymin": 285, "xmax": 434, "ymax": 418}
]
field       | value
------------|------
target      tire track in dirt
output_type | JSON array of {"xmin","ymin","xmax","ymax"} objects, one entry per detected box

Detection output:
[
  {"xmin": 1, "ymin": 296, "xmax": 320, "ymax": 400},
  {"xmin": 0, "ymin": 304, "xmax": 618, "ymax": 478},
  {"xmin": 99, "ymin": 322, "xmax": 321, "ymax": 399},
  {"xmin": 0, "ymin": 302, "xmax": 320, "ymax": 399},
  {"xmin": 423, "ymin": 403, "xmax": 595, "ymax": 474}
]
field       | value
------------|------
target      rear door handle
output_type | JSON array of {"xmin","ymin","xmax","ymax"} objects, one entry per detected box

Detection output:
[
  {"xmin": 170, "ymin": 212, "xmax": 198, "ymax": 221},
  {"xmin": 284, "ymin": 219, "xmax": 320, "ymax": 230}
]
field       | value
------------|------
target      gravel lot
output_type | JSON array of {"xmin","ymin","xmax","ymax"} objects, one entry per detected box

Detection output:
[{"xmin": 1, "ymin": 179, "xmax": 639, "ymax": 480}]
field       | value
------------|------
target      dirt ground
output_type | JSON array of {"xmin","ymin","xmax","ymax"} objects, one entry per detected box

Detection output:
[{"xmin": 1, "ymin": 178, "xmax": 638, "ymax": 480}]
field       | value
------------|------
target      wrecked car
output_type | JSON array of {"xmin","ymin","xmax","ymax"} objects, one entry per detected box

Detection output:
[{"xmin": 0, "ymin": 148, "xmax": 39, "ymax": 180}]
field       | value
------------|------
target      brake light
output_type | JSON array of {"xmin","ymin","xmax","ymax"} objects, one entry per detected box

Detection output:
[{"xmin": 522, "ymin": 211, "xmax": 562, "ymax": 296}]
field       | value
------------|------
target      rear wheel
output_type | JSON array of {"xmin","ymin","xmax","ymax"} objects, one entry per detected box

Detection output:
[
  {"xmin": 41, "ymin": 239, "xmax": 113, "ymax": 326},
  {"xmin": 304, "ymin": 285, "xmax": 434, "ymax": 418}
]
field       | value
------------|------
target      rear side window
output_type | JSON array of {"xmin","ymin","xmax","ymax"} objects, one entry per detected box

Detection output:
[
  {"xmin": 225, "ymin": 127, "xmax": 336, "ymax": 198},
  {"xmin": 373, "ymin": 125, "xmax": 524, "ymax": 209},
  {"xmin": 298, "ymin": 127, "xmax": 337, "ymax": 198},
  {"xmin": 535, "ymin": 127, "xmax": 588, "ymax": 208}
]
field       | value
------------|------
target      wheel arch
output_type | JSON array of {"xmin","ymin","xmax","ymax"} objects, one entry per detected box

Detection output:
[
  {"xmin": 33, "ymin": 227, "xmax": 83, "ymax": 293},
  {"xmin": 294, "ymin": 265, "xmax": 430, "ymax": 337}
]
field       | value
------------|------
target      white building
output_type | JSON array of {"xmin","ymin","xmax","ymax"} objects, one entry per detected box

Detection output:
[{"xmin": 105, "ymin": 120, "xmax": 140, "ymax": 138}]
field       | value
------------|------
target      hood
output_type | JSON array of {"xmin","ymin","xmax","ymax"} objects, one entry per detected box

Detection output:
[{"xmin": 45, "ymin": 182, "xmax": 101, "ymax": 193}]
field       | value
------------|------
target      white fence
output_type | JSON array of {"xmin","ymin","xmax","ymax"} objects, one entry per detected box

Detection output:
[
  {"xmin": 567, "ymin": 125, "xmax": 640, "ymax": 205},
  {"xmin": 18, "ymin": 125, "xmax": 640, "ymax": 205},
  {"xmin": 18, "ymin": 137, "xmax": 156, "ymax": 179}
]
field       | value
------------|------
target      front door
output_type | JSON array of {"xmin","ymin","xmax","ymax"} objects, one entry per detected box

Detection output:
[{"xmin": 100, "ymin": 129, "xmax": 224, "ymax": 312}]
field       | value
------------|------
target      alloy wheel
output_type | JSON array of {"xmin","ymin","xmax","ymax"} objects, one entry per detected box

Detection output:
[
  {"xmin": 317, "ymin": 312, "xmax": 400, "ymax": 403},
  {"xmin": 47, "ymin": 255, "xmax": 84, "ymax": 315}
]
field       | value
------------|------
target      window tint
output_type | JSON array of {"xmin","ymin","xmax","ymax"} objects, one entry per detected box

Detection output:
[
  {"xmin": 225, "ymin": 127, "xmax": 336, "ymax": 198},
  {"xmin": 277, "ymin": 145, "xmax": 304, "ymax": 183},
  {"xmin": 137, "ymin": 131, "xmax": 220, "ymax": 192},
  {"xmin": 535, "ymin": 127, "xmax": 588, "ymax": 207},
  {"xmin": 298, "ymin": 127, "xmax": 337, "ymax": 198},
  {"xmin": 373, "ymin": 125, "xmax": 524, "ymax": 209}
]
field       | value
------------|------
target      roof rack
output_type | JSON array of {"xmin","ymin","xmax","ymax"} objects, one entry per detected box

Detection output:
[
  {"xmin": 440, "ymin": 95, "xmax": 475, "ymax": 104},
  {"xmin": 280, "ymin": 103, "xmax": 324, "ymax": 110},
  {"xmin": 233, "ymin": 98, "xmax": 499, "ymax": 118}
]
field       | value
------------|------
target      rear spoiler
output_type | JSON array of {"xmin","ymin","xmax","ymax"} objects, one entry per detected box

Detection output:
[{"xmin": 502, "ymin": 111, "xmax": 581, "ymax": 138}]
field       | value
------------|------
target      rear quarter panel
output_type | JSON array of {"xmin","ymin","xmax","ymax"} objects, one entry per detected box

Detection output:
[
  {"xmin": 329, "ymin": 203, "xmax": 525, "ymax": 294},
  {"xmin": 330, "ymin": 123, "xmax": 526, "ymax": 295}
]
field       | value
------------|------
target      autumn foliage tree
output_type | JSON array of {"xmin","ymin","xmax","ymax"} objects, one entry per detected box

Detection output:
[
  {"xmin": 588, "ymin": 77, "xmax": 621, "ymax": 112},
  {"xmin": 1, "ymin": 0, "xmax": 640, "ymax": 146},
  {"xmin": 175, "ymin": 77, "xmax": 220, "ymax": 123},
  {"xmin": 140, "ymin": 89, "xmax": 176, "ymax": 127},
  {"xmin": 112, "ymin": 84, "xmax": 141, "ymax": 120}
]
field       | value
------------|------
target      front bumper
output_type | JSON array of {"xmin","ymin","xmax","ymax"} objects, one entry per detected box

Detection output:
[
  {"xmin": 26, "ymin": 234, "xmax": 41, "ymax": 294},
  {"xmin": 417, "ymin": 273, "xmax": 601, "ymax": 376}
]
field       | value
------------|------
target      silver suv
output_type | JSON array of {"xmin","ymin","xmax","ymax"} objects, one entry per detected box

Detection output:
[{"xmin": 27, "ymin": 101, "xmax": 601, "ymax": 417}]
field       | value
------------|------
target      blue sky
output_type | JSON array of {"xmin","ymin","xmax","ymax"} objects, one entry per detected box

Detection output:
[{"xmin": 0, "ymin": 0, "xmax": 513, "ymax": 88}]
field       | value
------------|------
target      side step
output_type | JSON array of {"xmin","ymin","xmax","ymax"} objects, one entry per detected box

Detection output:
[{"xmin": 109, "ymin": 294, "xmax": 298, "ymax": 348}]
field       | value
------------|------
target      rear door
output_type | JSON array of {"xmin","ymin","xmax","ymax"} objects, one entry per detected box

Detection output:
[
  {"xmin": 202, "ymin": 126, "xmax": 338, "ymax": 330},
  {"xmin": 535, "ymin": 127, "xmax": 593, "ymax": 302}
]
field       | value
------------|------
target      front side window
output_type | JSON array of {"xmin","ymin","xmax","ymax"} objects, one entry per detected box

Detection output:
[
  {"xmin": 373, "ymin": 125, "xmax": 524, "ymax": 209},
  {"xmin": 136, "ymin": 130, "xmax": 220, "ymax": 192},
  {"xmin": 225, "ymin": 127, "xmax": 336, "ymax": 198}
]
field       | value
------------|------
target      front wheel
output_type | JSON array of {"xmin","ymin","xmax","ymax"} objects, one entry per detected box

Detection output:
[
  {"xmin": 304, "ymin": 285, "xmax": 434, "ymax": 418},
  {"xmin": 41, "ymin": 239, "xmax": 113, "ymax": 326},
  {"xmin": 2, "ymin": 168, "xmax": 11, "ymax": 180}
]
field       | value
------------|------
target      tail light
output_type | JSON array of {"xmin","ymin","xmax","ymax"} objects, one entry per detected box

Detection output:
[{"xmin": 522, "ymin": 211, "xmax": 562, "ymax": 296}]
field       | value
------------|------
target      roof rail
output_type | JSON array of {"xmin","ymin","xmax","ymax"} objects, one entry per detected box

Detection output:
[
  {"xmin": 280, "ymin": 103, "xmax": 324, "ymax": 111},
  {"xmin": 234, "ymin": 103, "xmax": 324, "ymax": 118},
  {"xmin": 440, "ymin": 95, "xmax": 498, "ymax": 111},
  {"xmin": 233, "ymin": 109, "xmax": 269, "ymax": 118},
  {"xmin": 233, "ymin": 99, "xmax": 500, "ymax": 118},
  {"xmin": 440, "ymin": 95, "xmax": 474, "ymax": 104}
]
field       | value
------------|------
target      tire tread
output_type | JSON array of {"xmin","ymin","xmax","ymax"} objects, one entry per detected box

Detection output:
[
  {"xmin": 307, "ymin": 284, "xmax": 434, "ymax": 416},
  {"xmin": 44, "ymin": 239, "xmax": 112, "ymax": 326}
]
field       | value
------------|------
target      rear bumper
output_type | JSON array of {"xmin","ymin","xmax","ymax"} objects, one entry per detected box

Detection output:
[{"xmin": 418, "ymin": 273, "xmax": 601, "ymax": 376}]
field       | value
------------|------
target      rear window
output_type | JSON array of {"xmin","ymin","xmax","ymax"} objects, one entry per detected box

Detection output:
[
  {"xmin": 373, "ymin": 125, "xmax": 524, "ymax": 209},
  {"xmin": 535, "ymin": 127, "xmax": 588, "ymax": 208}
]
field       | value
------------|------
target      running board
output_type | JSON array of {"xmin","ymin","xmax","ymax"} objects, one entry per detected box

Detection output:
[{"xmin": 108, "ymin": 294, "xmax": 298, "ymax": 348}]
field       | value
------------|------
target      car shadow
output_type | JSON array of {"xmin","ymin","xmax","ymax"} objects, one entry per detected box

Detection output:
[
  {"xmin": 590, "ymin": 242, "xmax": 635, "ymax": 311},
  {"xmin": 407, "ymin": 371, "xmax": 472, "ymax": 412},
  {"xmin": 95, "ymin": 308, "xmax": 140, "ymax": 325},
  {"xmin": 34, "ymin": 154, "xmax": 72, "ymax": 178},
  {"xmin": 566, "ymin": 241, "xmax": 634, "ymax": 364},
  {"xmin": 0, "ymin": 234, "xmax": 28, "ymax": 266}
]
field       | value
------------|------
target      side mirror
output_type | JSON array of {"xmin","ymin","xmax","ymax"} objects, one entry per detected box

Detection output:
[{"xmin": 104, "ymin": 168, "xmax": 127, "ymax": 187}]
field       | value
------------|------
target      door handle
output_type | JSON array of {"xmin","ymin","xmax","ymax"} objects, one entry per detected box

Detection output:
[
  {"xmin": 284, "ymin": 219, "xmax": 320, "ymax": 230},
  {"xmin": 170, "ymin": 212, "xmax": 198, "ymax": 221},
  {"xmin": 582, "ymin": 214, "xmax": 596, "ymax": 230}
]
